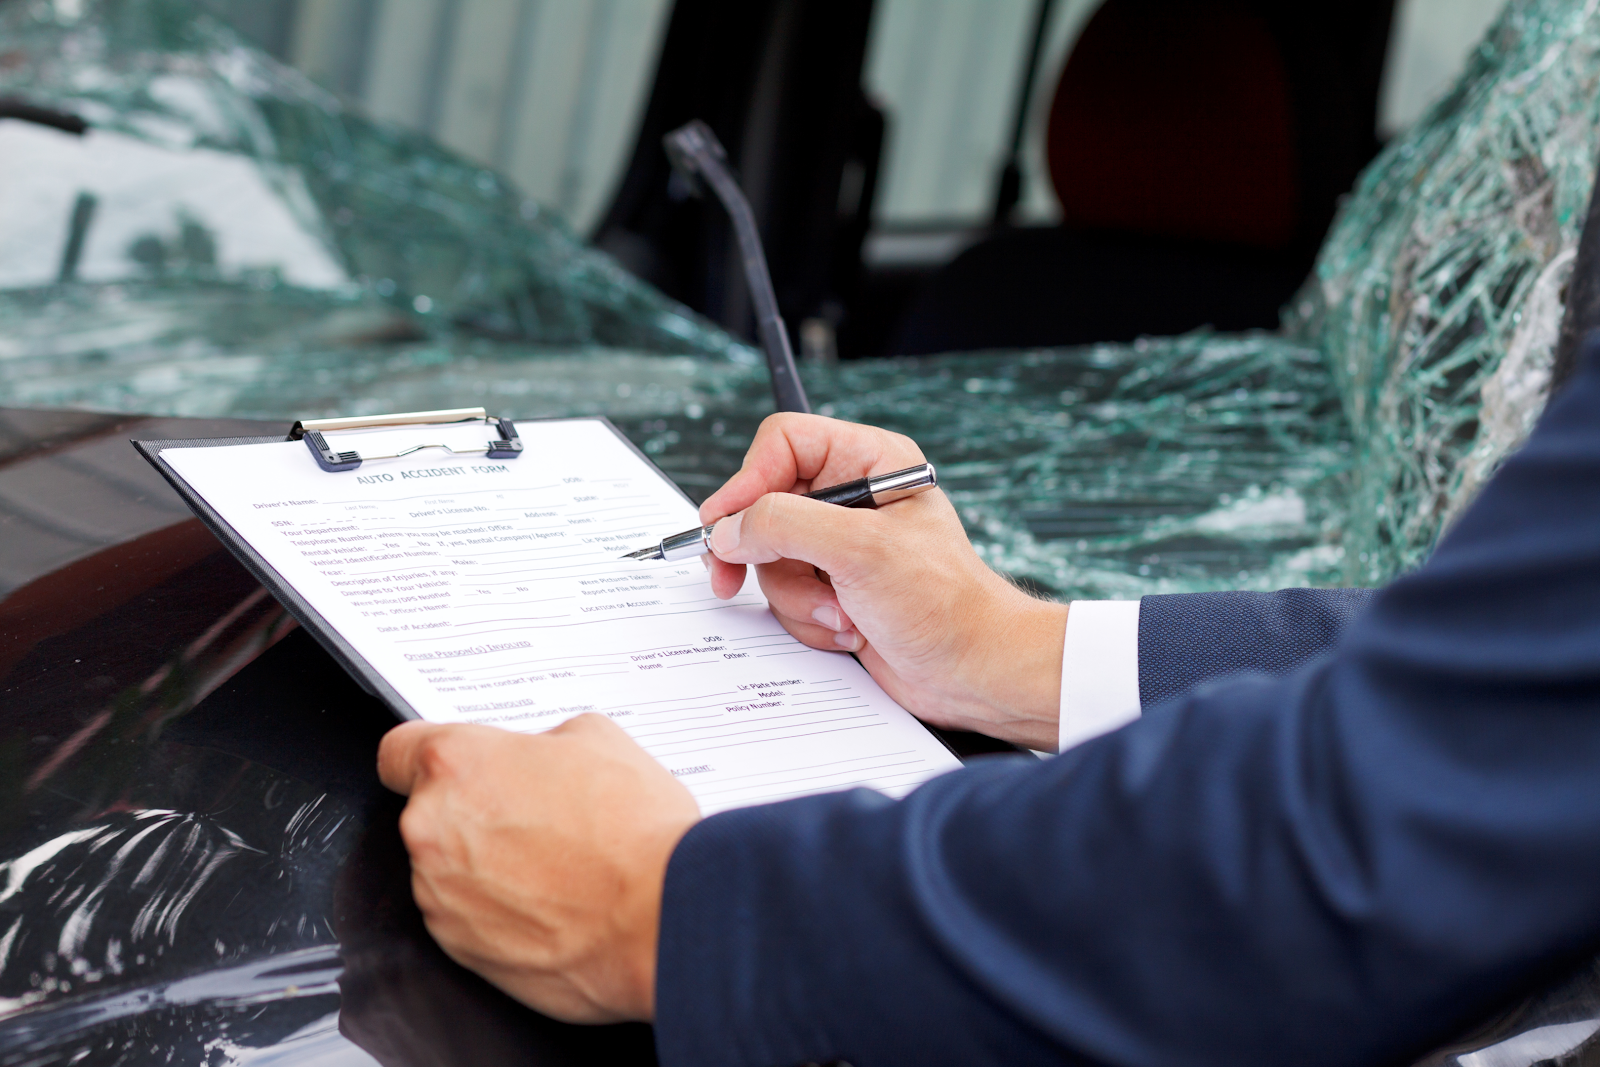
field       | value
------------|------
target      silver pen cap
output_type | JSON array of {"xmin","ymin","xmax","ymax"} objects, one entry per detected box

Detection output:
[
  {"xmin": 866, "ymin": 463, "xmax": 937, "ymax": 504},
  {"xmin": 658, "ymin": 523, "xmax": 717, "ymax": 562}
]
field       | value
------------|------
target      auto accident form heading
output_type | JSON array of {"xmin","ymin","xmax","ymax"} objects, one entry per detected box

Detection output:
[{"xmin": 161, "ymin": 419, "xmax": 960, "ymax": 815}]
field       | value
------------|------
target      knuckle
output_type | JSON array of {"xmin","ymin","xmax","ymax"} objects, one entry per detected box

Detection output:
[
  {"xmin": 409, "ymin": 880, "xmax": 437, "ymax": 922},
  {"xmin": 552, "ymin": 712, "xmax": 611, "ymax": 745},
  {"xmin": 567, "ymin": 711, "xmax": 608, "ymax": 733},
  {"xmin": 881, "ymin": 427, "xmax": 924, "ymax": 462},
  {"xmin": 754, "ymin": 412, "xmax": 806, "ymax": 450},
  {"xmin": 398, "ymin": 803, "xmax": 438, "ymax": 855},
  {"xmin": 416, "ymin": 733, "xmax": 466, "ymax": 781}
]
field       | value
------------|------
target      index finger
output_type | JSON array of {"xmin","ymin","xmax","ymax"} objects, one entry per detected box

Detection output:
[
  {"xmin": 699, "ymin": 413, "xmax": 925, "ymax": 523},
  {"xmin": 377, "ymin": 720, "xmax": 450, "ymax": 795}
]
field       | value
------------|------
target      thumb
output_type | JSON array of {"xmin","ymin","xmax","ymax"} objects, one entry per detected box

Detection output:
[{"xmin": 377, "ymin": 720, "xmax": 450, "ymax": 795}]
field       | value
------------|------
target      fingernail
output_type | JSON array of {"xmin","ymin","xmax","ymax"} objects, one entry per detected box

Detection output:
[
  {"xmin": 711, "ymin": 512, "xmax": 742, "ymax": 555},
  {"xmin": 700, "ymin": 552, "xmax": 710, "ymax": 570},
  {"xmin": 812, "ymin": 605, "xmax": 844, "ymax": 631},
  {"xmin": 834, "ymin": 630, "xmax": 862, "ymax": 651}
]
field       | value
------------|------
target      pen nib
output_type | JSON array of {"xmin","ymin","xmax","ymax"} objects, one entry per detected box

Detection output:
[{"xmin": 620, "ymin": 546, "xmax": 663, "ymax": 561}]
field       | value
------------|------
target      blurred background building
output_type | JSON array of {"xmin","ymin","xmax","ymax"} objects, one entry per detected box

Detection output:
[{"xmin": 201, "ymin": 0, "xmax": 1503, "ymax": 245}]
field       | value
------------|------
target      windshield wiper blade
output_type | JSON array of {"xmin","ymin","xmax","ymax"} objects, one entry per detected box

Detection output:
[{"xmin": 0, "ymin": 96, "xmax": 89, "ymax": 135}]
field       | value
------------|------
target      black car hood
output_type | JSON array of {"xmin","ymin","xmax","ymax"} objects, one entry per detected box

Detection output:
[{"xmin": 0, "ymin": 408, "xmax": 656, "ymax": 1065}]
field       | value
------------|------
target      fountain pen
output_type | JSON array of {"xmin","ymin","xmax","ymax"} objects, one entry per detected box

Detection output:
[{"xmin": 620, "ymin": 463, "xmax": 938, "ymax": 562}]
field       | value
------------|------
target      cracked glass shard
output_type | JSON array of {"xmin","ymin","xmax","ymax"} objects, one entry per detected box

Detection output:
[
  {"xmin": 1291, "ymin": 0, "xmax": 1600, "ymax": 585},
  {"xmin": 1, "ymin": 0, "xmax": 1596, "ymax": 600}
]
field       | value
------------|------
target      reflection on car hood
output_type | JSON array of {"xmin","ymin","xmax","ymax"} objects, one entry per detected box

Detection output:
[{"xmin": 0, "ymin": 800, "xmax": 351, "ymax": 1017}]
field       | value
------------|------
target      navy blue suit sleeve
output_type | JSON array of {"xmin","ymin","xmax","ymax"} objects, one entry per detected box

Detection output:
[
  {"xmin": 654, "ymin": 340, "xmax": 1600, "ymax": 1067},
  {"xmin": 1138, "ymin": 588, "xmax": 1379, "ymax": 708}
]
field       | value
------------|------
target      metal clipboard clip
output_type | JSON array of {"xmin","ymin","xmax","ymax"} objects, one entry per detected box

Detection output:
[{"xmin": 287, "ymin": 407, "xmax": 525, "ymax": 473}]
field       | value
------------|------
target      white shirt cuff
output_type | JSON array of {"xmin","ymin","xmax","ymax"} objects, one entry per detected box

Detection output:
[{"xmin": 1058, "ymin": 600, "xmax": 1142, "ymax": 753}]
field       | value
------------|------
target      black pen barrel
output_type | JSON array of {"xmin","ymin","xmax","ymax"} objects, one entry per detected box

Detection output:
[{"xmin": 804, "ymin": 478, "xmax": 875, "ymax": 508}]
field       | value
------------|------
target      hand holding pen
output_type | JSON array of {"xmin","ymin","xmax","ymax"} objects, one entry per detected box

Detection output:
[
  {"xmin": 622, "ymin": 464, "xmax": 939, "ymax": 562},
  {"xmin": 677, "ymin": 413, "xmax": 1068, "ymax": 753}
]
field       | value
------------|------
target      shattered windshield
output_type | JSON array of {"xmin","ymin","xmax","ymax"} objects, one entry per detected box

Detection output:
[
  {"xmin": 1, "ymin": 0, "xmax": 1596, "ymax": 601},
  {"xmin": 1292, "ymin": 0, "xmax": 1600, "ymax": 584}
]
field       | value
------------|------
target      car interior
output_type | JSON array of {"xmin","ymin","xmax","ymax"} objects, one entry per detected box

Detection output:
[{"xmin": 594, "ymin": 0, "xmax": 1398, "ymax": 358}]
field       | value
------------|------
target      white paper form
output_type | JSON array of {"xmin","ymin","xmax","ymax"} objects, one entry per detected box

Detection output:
[{"xmin": 161, "ymin": 419, "xmax": 961, "ymax": 814}]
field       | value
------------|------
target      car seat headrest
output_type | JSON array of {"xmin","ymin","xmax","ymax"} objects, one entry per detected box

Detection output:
[{"xmin": 1047, "ymin": 0, "xmax": 1299, "ymax": 249}]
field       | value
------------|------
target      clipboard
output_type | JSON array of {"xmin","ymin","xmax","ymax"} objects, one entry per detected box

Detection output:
[
  {"xmin": 134, "ymin": 408, "xmax": 698, "ymax": 720},
  {"xmin": 286, "ymin": 407, "xmax": 524, "ymax": 472}
]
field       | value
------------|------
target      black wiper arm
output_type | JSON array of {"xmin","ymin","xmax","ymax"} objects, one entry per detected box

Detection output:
[
  {"xmin": 663, "ymin": 120, "xmax": 810, "ymax": 415},
  {"xmin": 0, "ymin": 96, "xmax": 88, "ymax": 135}
]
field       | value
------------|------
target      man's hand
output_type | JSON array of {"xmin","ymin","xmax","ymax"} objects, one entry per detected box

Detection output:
[
  {"xmin": 700, "ymin": 413, "xmax": 1067, "ymax": 751},
  {"xmin": 376, "ymin": 714, "xmax": 700, "ymax": 1023}
]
